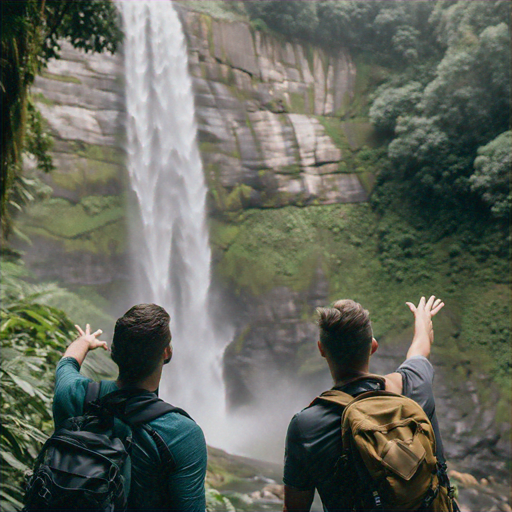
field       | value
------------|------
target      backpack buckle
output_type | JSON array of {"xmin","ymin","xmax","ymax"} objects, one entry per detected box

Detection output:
[
  {"xmin": 38, "ymin": 486, "xmax": 52, "ymax": 502},
  {"xmin": 423, "ymin": 485, "xmax": 439, "ymax": 507}
]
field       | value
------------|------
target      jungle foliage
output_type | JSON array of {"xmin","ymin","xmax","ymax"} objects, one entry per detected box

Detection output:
[
  {"xmin": 0, "ymin": 0, "xmax": 122, "ymax": 239},
  {"xmin": 0, "ymin": 259, "xmax": 74, "ymax": 510},
  {"xmin": 0, "ymin": 260, "xmax": 117, "ymax": 511},
  {"xmin": 0, "ymin": 300, "xmax": 71, "ymax": 511},
  {"xmin": 244, "ymin": 0, "xmax": 511, "ymax": 225}
]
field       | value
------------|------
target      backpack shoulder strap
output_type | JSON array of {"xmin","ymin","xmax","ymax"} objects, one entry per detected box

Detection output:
[
  {"xmin": 141, "ymin": 424, "xmax": 177, "ymax": 471},
  {"xmin": 95, "ymin": 387, "xmax": 192, "ymax": 425},
  {"xmin": 338, "ymin": 374, "xmax": 386, "ymax": 389},
  {"xmin": 310, "ymin": 389, "xmax": 354, "ymax": 408},
  {"xmin": 127, "ymin": 399, "xmax": 191, "ymax": 425},
  {"xmin": 90, "ymin": 388, "xmax": 190, "ymax": 473},
  {"xmin": 122, "ymin": 395, "xmax": 189, "ymax": 474},
  {"xmin": 310, "ymin": 374, "xmax": 387, "ymax": 408},
  {"xmin": 84, "ymin": 380, "xmax": 101, "ymax": 411}
]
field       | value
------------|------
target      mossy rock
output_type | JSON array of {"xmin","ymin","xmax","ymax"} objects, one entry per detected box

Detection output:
[
  {"xmin": 41, "ymin": 71, "xmax": 82, "ymax": 84},
  {"xmin": 340, "ymin": 120, "xmax": 379, "ymax": 150},
  {"xmin": 72, "ymin": 142, "xmax": 125, "ymax": 165},
  {"xmin": 19, "ymin": 196, "xmax": 127, "ymax": 255}
]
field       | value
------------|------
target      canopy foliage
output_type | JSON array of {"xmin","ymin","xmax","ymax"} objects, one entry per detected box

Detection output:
[{"xmin": 245, "ymin": 0, "xmax": 511, "ymax": 225}]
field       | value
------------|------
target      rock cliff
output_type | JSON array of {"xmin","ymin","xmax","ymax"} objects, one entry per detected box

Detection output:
[
  {"xmin": 15, "ymin": 41, "xmax": 128, "ymax": 302},
  {"xmin": 178, "ymin": 6, "xmax": 373, "ymax": 211},
  {"xmin": 175, "ymin": 3, "xmax": 376, "ymax": 420}
]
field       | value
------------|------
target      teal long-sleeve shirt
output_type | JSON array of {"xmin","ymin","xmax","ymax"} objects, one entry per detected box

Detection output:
[{"xmin": 53, "ymin": 357, "xmax": 207, "ymax": 511}]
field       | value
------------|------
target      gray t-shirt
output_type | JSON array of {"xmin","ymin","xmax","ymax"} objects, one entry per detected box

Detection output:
[{"xmin": 283, "ymin": 356, "xmax": 443, "ymax": 512}]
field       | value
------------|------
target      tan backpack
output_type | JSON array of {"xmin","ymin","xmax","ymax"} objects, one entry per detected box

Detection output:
[{"xmin": 314, "ymin": 377, "xmax": 456, "ymax": 511}]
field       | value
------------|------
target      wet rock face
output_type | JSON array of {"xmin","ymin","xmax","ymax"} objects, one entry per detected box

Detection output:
[
  {"xmin": 223, "ymin": 268, "xmax": 330, "ymax": 408},
  {"xmin": 14, "ymin": 41, "xmax": 128, "ymax": 291},
  {"xmin": 177, "ymin": 6, "xmax": 369, "ymax": 211}
]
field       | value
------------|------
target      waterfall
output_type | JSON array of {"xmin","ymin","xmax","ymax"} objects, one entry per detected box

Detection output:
[{"xmin": 119, "ymin": 1, "xmax": 232, "ymax": 448}]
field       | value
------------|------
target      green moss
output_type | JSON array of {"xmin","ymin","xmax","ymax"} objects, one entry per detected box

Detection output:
[
  {"xmin": 33, "ymin": 92, "xmax": 56, "ymax": 106},
  {"xmin": 41, "ymin": 72, "xmax": 82, "ymax": 84},
  {"xmin": 461, "ymin": 284, "xmax": 511, "ymax": 385},
  {"xmin": 212, "ymin": 201, "xmax": 510, "ymax": 412},
  {"xmin": 200, "ymin": 141, "xmax": 219, "ymax": 154},
  {"xmin": 277, "ymin": 164, "xmax": 301, "ymax": 176},
  {"xmin": 357, "ymin": 172, "xmax": 375, "ymax": 194},
  {"xmin": 51, "ymin": 160, "xmax": 122, "ymax": 192},
  {"xmin": 50, "ymin": 142, "xmax": 125, "ymax": 192},
  {"xmin": 304, "ymin": 44, "xmax": 315, "ymax": 78},
  {"xmin": 19, "ymin": 196, "xmax": 127, "ymax": 255},
  {"xmin": 307, "ymin": 85, "xmax": 315, "ymax": 114},
  {"xmin": 224, "ymin": 184, "xmax": 253, "ymax": 211},
  {"xmin": 233, "ymin": 325, "xmax": 251, "ymax": 354},
  {"xmin": 23, "ymin": 196, "xmax": 123, "ymax": 237},
  {"xmin": 205, "ymin": 15, "xmax": 215, "ymax": 57},
  {"xmin": 346, "ymin": 56, "xmax": 389, "ymax": 118},
  {"xmin": 288, "ymin": 91, "xmax": 306, "ymax": 113},
  {"xmin": 317, "ymin": 116, "xmax": 384, "ymax": 184},
  {"xmin": 72, "ymin": 142, "xmax": 124, "ymax": 165},
  {"xmin": 212, "ymin": 206, "xmax": 343, "ymax": 295}
]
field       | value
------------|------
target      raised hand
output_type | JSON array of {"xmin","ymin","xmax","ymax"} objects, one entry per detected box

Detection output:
[
  {"xmin": 74, "ymin": 324, "xmax": 108, "ymax": 351},
  {"xmin": 405, "ymin": 296, "xmax": 444, "ymax": 359}
]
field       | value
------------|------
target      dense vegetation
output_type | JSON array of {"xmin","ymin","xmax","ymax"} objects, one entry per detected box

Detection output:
[
  {"xmin": 0, "ymin": 2, "xmax": 122, "ymax": 509},
  {"xmin": 0, "ymin": 259, "xmax": 118, "ymax": 510},
  {"xmin": 245, "ymin": 0, "xmax": 510, "ymax": 225}
]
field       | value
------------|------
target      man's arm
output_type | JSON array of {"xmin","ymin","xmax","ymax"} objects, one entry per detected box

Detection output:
[
  {"xmin": 405, "ymin": 295, "xmax": 444, "ymax": 359},
  {"xmin": 63, "ymin": 324, "xmax": 108, "ymax": 366},
  {"xmin": 283, "ymin": 486, "xmax": 314, "ymax": 512},
  {"xmin": 53, "ymin": 324, "xmax": 108, "ymax": 427},
  {"xmin": 384, "ymin": 296, "xmax": 444, "ymax": 393}
]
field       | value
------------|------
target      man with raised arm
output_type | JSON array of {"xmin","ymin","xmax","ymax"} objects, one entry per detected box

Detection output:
[
  {"xmin": 283, "ymin": 296, "xmax": 447, "ymax": 512},
  {"xmin": 52, "ymin": 304, "xmax": 207, "ymax": 511}
]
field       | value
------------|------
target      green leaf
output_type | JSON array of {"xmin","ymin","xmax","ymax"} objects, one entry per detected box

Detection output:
[
  {"xmin": 0, "ymin": 489, "xmax": 24, "ymax": 510},
  {"xmin": 5, "ymin": 372, "xmax": 35, "ymax": 397},
  {"xmin": 0, "ymin": 451, "xmax": 29, "ymax": 472}
]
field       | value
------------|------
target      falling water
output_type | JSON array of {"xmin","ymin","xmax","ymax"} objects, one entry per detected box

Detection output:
[{"xmin": 119, "ymin": 1, "xmax": 232, "ymax": 448}]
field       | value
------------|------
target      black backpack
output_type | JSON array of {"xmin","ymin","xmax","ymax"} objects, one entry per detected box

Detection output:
[{"xmin": 23, "ymin": 382, "xmax": 190, "ymax": 511}]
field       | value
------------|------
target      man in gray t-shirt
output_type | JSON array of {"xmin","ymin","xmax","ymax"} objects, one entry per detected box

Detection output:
[{"xmin": 283, "ymin": 296, "xmax": 445, "ymax": 512}]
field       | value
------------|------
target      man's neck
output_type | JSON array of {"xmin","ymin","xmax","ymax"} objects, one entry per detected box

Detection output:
[
  {"xmin": 116, "ymin": 366, "xmax": 162, "ymax": 392},
  {"xmin": 331, "ymin": 366, "xmax": 370, "ymax": 388}
]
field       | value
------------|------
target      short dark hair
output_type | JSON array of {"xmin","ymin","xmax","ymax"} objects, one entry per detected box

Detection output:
[
  {"xmin": 111, "ymin": 304, "xmax": 171, "ymax": 385},
  {"xmin": 316, "ymin": 299, "xmax": 373, "ymax": 368}
]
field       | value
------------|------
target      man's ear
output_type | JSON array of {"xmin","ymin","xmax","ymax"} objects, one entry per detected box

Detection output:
[
  {"xmin": 318, "ymin": 340, "xmax": 326, "ymax": 358},
  {"xmin": 370, "ymin": 337, "xmax": 379, "ymax": 356},
  {"xmin": 163, "ymin": 344, "xmax": 173, "ymax": 365}
]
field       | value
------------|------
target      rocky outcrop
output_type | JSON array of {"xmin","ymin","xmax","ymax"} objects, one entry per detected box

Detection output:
[
  {"xmin": 33, "ymin": 42, "xmax": 125, "ymax": 200},
  {"xmin": 223, "ymin": 267, "xmax": 329, "ymax": 408},
  {"xmin": 14, "ymin": 41, "xmax": 128, "ymax": 294},
  {"xmin": 177, "ymin": 6, "xmax": 371, "ymax": 211}
]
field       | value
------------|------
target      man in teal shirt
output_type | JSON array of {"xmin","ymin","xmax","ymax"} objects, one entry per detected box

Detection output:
[{"xmin": 53, "ymin": 304, "xmax": 207, "ymax": 511}]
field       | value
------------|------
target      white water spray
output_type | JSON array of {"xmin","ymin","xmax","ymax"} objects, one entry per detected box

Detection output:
[{"xmin": 119, "ymin": 1, "xmax": 233, "ymax": 448}]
